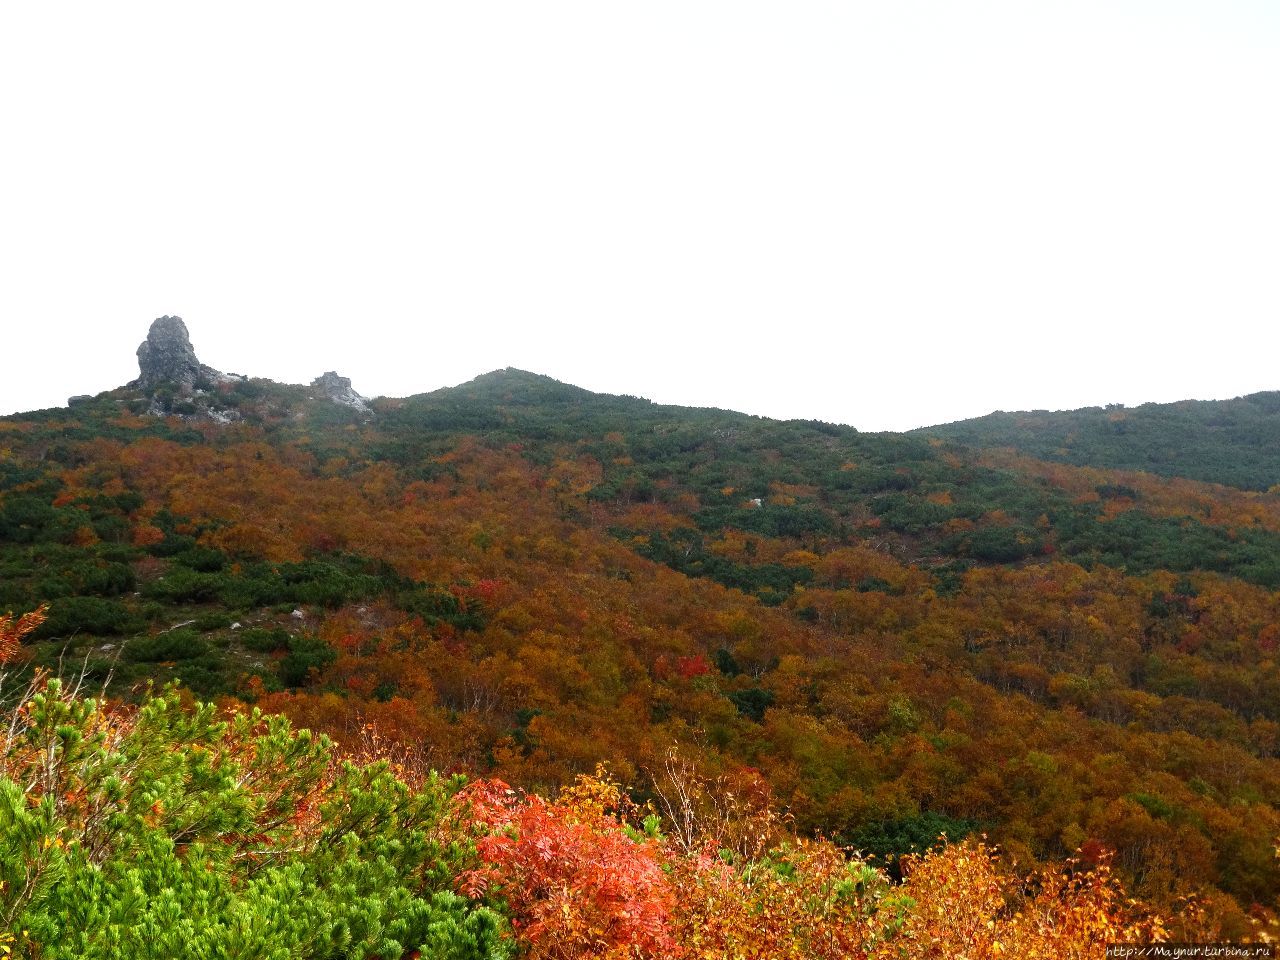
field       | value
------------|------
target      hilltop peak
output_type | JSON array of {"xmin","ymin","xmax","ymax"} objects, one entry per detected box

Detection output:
[
  {"xmin": 469, "ymin": 368, "xmax": 568, "ymax": 387},
  {"xmin": 455, "ymin": 368, "xmax": 597, "ymax": 400}
]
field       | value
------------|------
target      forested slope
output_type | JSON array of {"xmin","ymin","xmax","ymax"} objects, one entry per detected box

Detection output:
[
  {"xmin": 2, "ymin": 365, "xmax": 1278, "ymax": 940},
  {"xmin": 917, "ymin": 391, "xmax": 1280, "ymax": 491},
  {"xmin": 0, "ymin": 609, "xmax": 1162, "ymax": 958}
]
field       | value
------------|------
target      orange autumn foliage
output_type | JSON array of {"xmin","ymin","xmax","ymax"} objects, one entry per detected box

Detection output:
[
  {"xmin": 455, "ymin": 772, "xmax": 1164, "ymax": 960},
  {"xmin": 459, "ymin": 772, "xmax": 679, "ymax": 960},
  {"xmin": 0, "ymin": 605, "xmax": 46, "ymax": 665},
  {"xmin": 877, "ymin": 842, "xmax": 1166, "ymax": 959}
]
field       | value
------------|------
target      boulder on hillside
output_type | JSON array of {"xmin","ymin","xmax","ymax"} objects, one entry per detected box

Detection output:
[
  {"xmin": 311, "ymin": 370, "xmax": 371, "ymax": 414},
  {"xmin": 131, "ymin": 316, "xmax": 223, "ymax": 392}
]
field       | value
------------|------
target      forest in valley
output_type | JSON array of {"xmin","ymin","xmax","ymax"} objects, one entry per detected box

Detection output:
[{"xmin": 2, "ymin": 363, "xmax": 1279, "ymax": 954}]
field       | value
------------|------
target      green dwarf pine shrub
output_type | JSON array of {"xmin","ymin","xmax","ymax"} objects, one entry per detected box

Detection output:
[{"xmin": 0, "ymin": 679, "xmax": 509, "ymax": 959}]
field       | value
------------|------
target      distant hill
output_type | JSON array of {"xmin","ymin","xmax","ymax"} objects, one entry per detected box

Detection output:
[{"xmin": 916, "ymin": 391, "xmax": 1280, "ymax": 491}]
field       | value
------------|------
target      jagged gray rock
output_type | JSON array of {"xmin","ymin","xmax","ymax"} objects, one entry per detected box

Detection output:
[
  {"xmin": 311, "ymin": 371, "xmax": 371, "ymax": 414},
  {"xmin": 131, "ymin": 316, "xmax": 223, "ymax": 392},
  {"xmin": 120, "ymin": 318, "xmax": 367, "ymax": 423}
]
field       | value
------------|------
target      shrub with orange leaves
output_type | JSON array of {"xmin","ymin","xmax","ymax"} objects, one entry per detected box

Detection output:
[
  {"xmin": 0, "ymin": 606, "xmax": 45, "ymax": 666},
  {"xmin": 458, "ymin": 772, "xmax": 680, "ymax": 960},
  {"xmin": 670, "ymin": 835, "xmax": 1169, "ymax": 960},
  {"xmin": 668, "ymin": 839, "xmax": 896, "ymax": 960},
  {"xmin": 451, "ymin": 759, "xmax": 1166, "ymax": 960},
  {"xmin": 871, "ymin": 840, "xmax": 1167, "ymax": 959}
]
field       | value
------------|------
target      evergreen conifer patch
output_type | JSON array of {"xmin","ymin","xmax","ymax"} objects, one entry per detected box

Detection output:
[{"xmin": 0, "ymin": 621, "xmax": 509, "ymax": 960}]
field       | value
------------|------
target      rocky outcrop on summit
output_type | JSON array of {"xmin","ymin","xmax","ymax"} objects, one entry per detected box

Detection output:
[
  {"xmin": 117, "ymin": 317, "xmax": 368, "ymax": 423},
  {"xmin": 131, "ymin": 316, "xmax": 224, "ymax": 391},
  {"xmin": 311, "ymin": 371, "xmax": 371, "ymax": 414}
]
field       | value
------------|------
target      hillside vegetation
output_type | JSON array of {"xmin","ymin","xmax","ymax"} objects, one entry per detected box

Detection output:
[
  {"xmin": 0, "ymin": 607, "xmax": 1164, "ymax": 958},
  {"xmin": 2, "ymin": 367, "xmax": 1279, "ymax": 944},
  {"xmin": 917, "ymin": 391, "xmax": 1280, "ymax": 491}
]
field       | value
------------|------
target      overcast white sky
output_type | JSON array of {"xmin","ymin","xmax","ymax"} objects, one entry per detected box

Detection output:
[{"xmin": 1, "ymin": 2, "xmax": 1276, "ymax": 431}]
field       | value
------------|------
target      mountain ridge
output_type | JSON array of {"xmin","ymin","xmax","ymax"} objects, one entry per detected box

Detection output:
[{"xmin": 32, "ymin": 320, "xmax": 1280, "ymax": 496}]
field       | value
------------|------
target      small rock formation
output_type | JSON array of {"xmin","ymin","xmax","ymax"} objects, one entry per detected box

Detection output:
[
  {"xmin": 67, "ymin": 395, "xmax": 93, "ymax": 407},
  {"xmin": 311, "ymin": 371, "xmax": 371, "ymax": 414},
  {"xmin": 131, "ymin": 316, "xmax": 223, "ymax": 392}
]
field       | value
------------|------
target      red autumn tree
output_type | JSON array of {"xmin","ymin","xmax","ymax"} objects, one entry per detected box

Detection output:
[{"xmin": 458, "ymin": 772, "xmax": 680, "ymax": 960}]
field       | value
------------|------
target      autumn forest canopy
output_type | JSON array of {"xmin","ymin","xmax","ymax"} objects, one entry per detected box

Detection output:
[{"xmin": 2, "ymin": 322, "xmax": 1279, "ymax": 955}]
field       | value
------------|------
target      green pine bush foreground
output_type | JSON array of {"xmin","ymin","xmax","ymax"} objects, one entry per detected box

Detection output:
[{"xmin": 0, "ymin": 676, "xmax": 508, "ymax": 959}]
